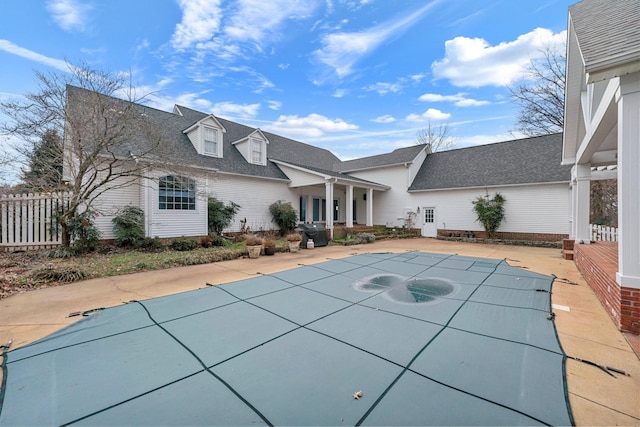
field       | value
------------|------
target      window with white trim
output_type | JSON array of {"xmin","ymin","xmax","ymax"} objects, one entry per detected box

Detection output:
[
  {"xmin": 203, "ymin": 126, "xmax": 220, "ymax": 157},
  {"xmin": 158, "ymin": 175, "xmax": 196, "ymax": 210},
  {"xmin": 251, "ymin": 138, "xmax": 264, "ymax": 164}
]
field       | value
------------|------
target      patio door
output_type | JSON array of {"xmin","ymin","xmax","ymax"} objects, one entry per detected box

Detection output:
[{"xmin": 421, "ymin": 207, "xmax": 437, "ymax": 237}]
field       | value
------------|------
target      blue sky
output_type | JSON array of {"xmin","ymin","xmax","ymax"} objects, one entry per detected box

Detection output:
[{"xmin": 1, "ymin": 0, "xmax": 571, "ymax": 174}]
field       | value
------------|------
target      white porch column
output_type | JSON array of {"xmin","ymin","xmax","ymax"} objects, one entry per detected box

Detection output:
[
  {"xmin": 346, "ymin": 185, "xmax": 354, "ymax": 228},
  {"xmin": 571, "ymin": 164, "xmax": 591, "ymax": 244},
  {"xmin": 366, "ymin": 188, "xmax": 373, "ymax": 226},
  {"xmin": 616, "ymin": 72, "xmax": 640, "ymax": 289},
  {"xmin": 325, "ymin": 181, "xmax": 334, "ymax": 238}
]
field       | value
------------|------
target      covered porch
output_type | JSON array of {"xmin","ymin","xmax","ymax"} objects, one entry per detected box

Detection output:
[{"xmin": 272, "ymin": 160, "xmax": 390, "ymax": 238}]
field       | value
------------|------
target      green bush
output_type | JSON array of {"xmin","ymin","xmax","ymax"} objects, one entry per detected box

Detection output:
[
  {"xmin": 269, "ymin": 200, "xmax": 298, "ymax": 234},
  {"xmin": 472, "ymin": 193, "xmax": 506, "ymax": 239},
  {"xmin": 30, "ymin": 266, "xmax": 88, "ymax": 283},
  {"xmin": 140, "ymin": 236, "xmax": 164, "ymax": 251},
  {"xmin": 208, "ymin": 198, "xmax": 241, "ymax": 235},
  {"xmin": 112, "ymin": 206, "xmax": 146, "ymax": 248},
  {"xmin": 170, "ymin": 236, "xmax": 199, "ymax": 251},
  {"xmin": 67, "ymin": 211, "xmax": 100, "ymax": 253}
]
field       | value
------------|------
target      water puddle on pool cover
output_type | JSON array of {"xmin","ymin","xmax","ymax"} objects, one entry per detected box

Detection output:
[{"xmin": 355, "ymin": 274, "xmax": 456, "ymax": 303}]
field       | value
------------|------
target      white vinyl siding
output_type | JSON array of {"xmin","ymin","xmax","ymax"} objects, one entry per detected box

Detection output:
[
  {"xmin": 91, "ymin": 175, "xmax": 142, "ymax": 240},
  {"xmin": 408, "ymin": 183, "xmax": 570, "ymax": 234},
  {"xmin": 207, "ymin": 174, "xmax": 297, "ymax": 232}
]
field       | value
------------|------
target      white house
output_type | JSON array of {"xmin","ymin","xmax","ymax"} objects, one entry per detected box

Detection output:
[{"xmin": 64, "ymin": 85, "xmax": 571, "ymax": 244}]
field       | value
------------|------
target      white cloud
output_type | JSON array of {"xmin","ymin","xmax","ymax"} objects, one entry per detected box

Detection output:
[
  {"xmin": 405, "ymin": 108, "xmax": 451, "ymax": 122},
  {"xmin": 371, "ymin": 115, "xmax": 396, "ymax": 123},
  {"xmin": 212, "ymin": 101, "xmax": 260, "ymax": 118},
  {"xmin": 314, "ymin": 1, "xmax": 438, "ymax": 79},
  {"xmin": 332, "ymin": 89, "xmax": 347, "ymax": 98},
  {"xmin": 267, "ymin": 100, "xmax": 282, "ymax": 110},
  {"xmin": 171, "ymin": 0, "xmax": 223, "ymax": 50},
  {"xmin": 456, "ymin": 131, "xmax": 526, "ymax": 148},
  {"xmin": 0, "ymin": 40, "xmax": 69, "ymax": 72},
  {"xmin": 364, "ymin": 82, "xmax": 402, "ymax": 95},
  {"xmin": 224, "ymin": 0, "xmax": 319, "ymax": 44},
  {"xmin": 418, "ymin": 92, "xmax": 489, "ymax": 107},
  {"xmin": 46, "ymin": 0, "xmax": 92, "ymax": 32},
  {"xmin": 432, "ymin": 27, "xmax": 566, "ymax": 87},
  {"xmin": 265, "ymin": 113, "xmax": 358, "ymax": 138}
]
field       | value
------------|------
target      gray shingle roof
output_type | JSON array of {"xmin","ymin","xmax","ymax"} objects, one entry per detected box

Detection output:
[
  {"xmin": 569, "ymin": 0, "xmax": 640, "ymax": 74},
  {"xmin": 408, "ymin": 133, "xmax": 571, "ymax": 191},
  {"xmin": 339, "ymin": 144, "xmax": 428, "ymax": 172}
]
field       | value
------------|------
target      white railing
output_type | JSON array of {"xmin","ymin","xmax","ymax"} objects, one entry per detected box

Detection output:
[
  {"xmin": 590, "ymin": 224, "xmax": 618, "ymax": 242},
  {"xmin": 0, "ymin": 192, "xmax": 71, "ymax": 250}
]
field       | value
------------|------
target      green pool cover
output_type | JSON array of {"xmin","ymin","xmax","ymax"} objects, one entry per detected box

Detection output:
[{"xmin": 0, "ymin": 252, "xmax": 573, "ymax": 426}]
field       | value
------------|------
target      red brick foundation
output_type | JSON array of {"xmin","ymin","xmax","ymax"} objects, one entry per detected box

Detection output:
[
  {"xmin": 438, "ymin": 229, "xmax": 568, "ymax": 242},
  {"xmin": 574, "ymin": 242, "xmax": 640, "ymax": 334}
]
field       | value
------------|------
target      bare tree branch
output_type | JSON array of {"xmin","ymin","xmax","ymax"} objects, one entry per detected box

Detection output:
[
  {"xmin": 509, "ymin": 43, "xmax": 566, "ymax": 136},
  {"xmin": 0, "ymin": 61, "xmax": 183, "ymax": 246},
  {"xmin": 414, "ymin": 120, "xmax": 456, "ymax": 152}
]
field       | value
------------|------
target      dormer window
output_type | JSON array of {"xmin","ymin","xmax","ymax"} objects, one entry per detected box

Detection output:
[
  {"xmin": 204, "ymin": 126, "xmax": 219, "ymax": 156},
  {"xmin": 251, "ymin": 138, "xmax": 264, "ymax": 164},
  {"xmin": 183, "ymin": 115, "xmax": 226, "ymax": 157}
]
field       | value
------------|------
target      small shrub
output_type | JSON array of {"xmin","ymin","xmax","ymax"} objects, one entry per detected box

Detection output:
[
  {"xmin": 112, "ymin": 206, "xmax": 146, "ymax": 248},
  {"xmin": 269, "ymin": 200, "xmax": 298, "ymax": 234},
  {"xmin": 140, "ymin": 236, "xmax": 164, "ymax": 251},
  {"xmin": 46, "ymin": 247, "xmax": 77, "ymax": 258},
  {"xmin": 356, "ymin": 233, "xmax": 376, "ymax": 243},
  {"xmin": 200, "ymin": 236, "xmax": 213, "ymax": 248},
  {"xmin": 30, "ymin": 266, "xmax": 88, "ymax": 283},
  {"xmin": 208, "ymin": 198, "xmax": 241, "ymax": 234},
  {"xmin": 244, "ymin": 235, "xmax": 263, "ymax": 246},
  {"xmin": 67, "ymin": 211, "xmax": 100, "ymax": 253},
  {"xmin": 170, "ymin": 236, "xmax": 199, "ymax": 251},
  {"xmin": 208, "ymin": 233, "xmax": 228, "ymax": 247}
]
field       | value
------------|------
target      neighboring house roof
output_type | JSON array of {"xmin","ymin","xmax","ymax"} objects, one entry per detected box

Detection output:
[
  {"xmin": 569, "ymin": 0, "xmax": 640, "ymax": 83},
  {"xmin": 339, "ymin": 144, "xmax": 429, "ymax": 172},
  {"xmin": 409, "ymin": 133, "xmax": 571, "ymax": 191}
]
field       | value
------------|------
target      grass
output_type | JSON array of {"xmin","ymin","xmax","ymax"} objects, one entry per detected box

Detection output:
[{"xmin": 0, "ymin": 242, "xmax": 250, "ymax": 300}]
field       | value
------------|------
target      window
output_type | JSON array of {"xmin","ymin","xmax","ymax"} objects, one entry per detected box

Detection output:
[
  {"xmin": 299, "ymin": 196, "xmax": 307, "ymax": 221},
  {"xmin": 159, "ymin": 175, "xmax": 196, "ymax": 210},
  {"xmin": 203, "ymin": 127, "xmax": 219, "ymax": 156},
  {"xmin": 251, "ymin": 138, "xmax": 264, "ymax": 164},
  {"xmin": 424, "ymin": 208, "xmax": 434, "ymax": 223}
]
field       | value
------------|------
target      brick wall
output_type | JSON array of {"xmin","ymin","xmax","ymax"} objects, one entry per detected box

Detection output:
[
  {"xmin": 438, "ymin": 229, "xmax": 568, "ymax": 242},
  {"xmin": 574, "ymin": 244, "xmax": 640, "ymax": 334},
  {"xmin": 621, "ymin": 287, "xmax": 640, "ymax": 334}
]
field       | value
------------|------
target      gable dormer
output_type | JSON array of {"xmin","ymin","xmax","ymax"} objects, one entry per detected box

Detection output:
[
  {"xmin": 183, "ymin": 115, "xmax": 226, "ymax": 158},
  {"xmin": 232, "ymin": 129, "xmax": 269, "ymax": 166}
]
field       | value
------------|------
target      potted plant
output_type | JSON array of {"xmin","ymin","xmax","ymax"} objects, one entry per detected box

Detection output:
[
  {"xmin": 244, "ymin": 235, "xmax": 263, "ymax": 259},
  {"xmin": 286, "ymin": 233, "xmax": 302, "ymax": 253},
  {"xmin": 263, "ymin": 236, "xmax": 276, "ymax": 256}
]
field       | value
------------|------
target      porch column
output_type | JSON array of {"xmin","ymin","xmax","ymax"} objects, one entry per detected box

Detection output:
[
  {"xmin": 571, "ymin": 164, "xmax": 591, "ymax": 244},
  {"xmin": 366, "ymin": 188, "xmax": 373, "ymax": 226},
  {"xmin": 616, "ymin": 72, "xmax": 640, "ymax": 288},
  {"xmin": 346, "ymin": 185, "xmax": 354, "ymax": 228},
  {"xmin": 325, "ymin": 181, "xmax": 334, "ymax": 238}
]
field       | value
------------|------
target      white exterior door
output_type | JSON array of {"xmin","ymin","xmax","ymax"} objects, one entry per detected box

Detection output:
[{"xmin": 421, "ymin": 207, "xmax": 437, "ymax": 237}]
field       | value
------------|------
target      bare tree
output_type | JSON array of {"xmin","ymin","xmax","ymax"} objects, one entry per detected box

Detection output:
[
  {"xmin": 414, "ymin": 120, "xmax": 456, "ymax": 152},
  {"xmin": 0, "ymin": 62, "xmax": 177, "ymax": 246},
  {"xmin": 509, "ymin": 43, "xmax": 566, "ymax": 136}
]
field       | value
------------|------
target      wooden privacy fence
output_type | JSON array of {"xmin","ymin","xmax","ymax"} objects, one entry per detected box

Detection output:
[
  {"xmin": 590, "ymin": 224, "xmax": 618, "ymax": 242},
  {"xmin": 0, "ymin": 192, "xmax": 71, "ymax": 251}
]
